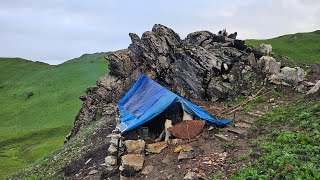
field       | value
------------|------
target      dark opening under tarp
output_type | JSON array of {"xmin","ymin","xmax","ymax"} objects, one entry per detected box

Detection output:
[{"xmin": 116, "ymin": 74, "xmax": 231, "ymax": 132}]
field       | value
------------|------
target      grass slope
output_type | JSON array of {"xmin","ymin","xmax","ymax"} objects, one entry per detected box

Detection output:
[
  {"xmin": 0, "ymin": 53, "xmax": 108, "ymax": 178},
  {"xmin": 234, "ymin": 100, "xmax": 320, "ymax": 179},
  {"xmin": 246, "ymin": 30, "xmax": 320, "ymax": 63}
]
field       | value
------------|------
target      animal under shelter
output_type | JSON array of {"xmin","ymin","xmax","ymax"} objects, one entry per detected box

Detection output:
[{"xmin": 116, "ymin": 74, "xmax": 231, "ymax": 139}]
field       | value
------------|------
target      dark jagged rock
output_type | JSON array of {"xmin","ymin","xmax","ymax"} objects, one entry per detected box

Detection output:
[
  {"xmin": 65, "ymin": 24, "xmax": 264, "ymax": 142},
  {"xmin": 184, "ymin": 31, "xmax": 214, "ymax": 46}
]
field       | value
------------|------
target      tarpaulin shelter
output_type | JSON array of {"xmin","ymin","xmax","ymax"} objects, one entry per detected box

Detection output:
[{"xmin": 116, "ymin": 74, "xmax": 231, "ymax": 132}]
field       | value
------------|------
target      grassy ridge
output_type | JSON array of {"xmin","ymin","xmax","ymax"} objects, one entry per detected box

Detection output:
[
  {"xmin": 0, "ymin": 53, "xmax": 108, "ymax": 178},
  {"xmin": 246, "ymin": 30, "xmax": 320, "ymax": 63}
]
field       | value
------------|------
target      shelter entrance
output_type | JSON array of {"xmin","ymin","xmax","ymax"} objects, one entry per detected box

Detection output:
[
  {"xmin": 117, "ymin": 74, "xmax": 231, "ymax": 139},
  {"xmin": 123, "ymin": 102, "xmax": 183, "ymax": 142}
]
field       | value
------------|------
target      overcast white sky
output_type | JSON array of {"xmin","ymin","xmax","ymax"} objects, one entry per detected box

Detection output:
[{"xmin": 0, "ymin": 0, "xmax": 319, "ymax": 65}]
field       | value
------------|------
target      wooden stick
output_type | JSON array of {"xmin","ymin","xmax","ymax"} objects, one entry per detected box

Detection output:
[
  {"xmin": 220, "ymin": 87, "xmax": 265, "ymax": 114},
  {"xmin": 224, "ymin": 91, "xmax": 271, "ymax": 115}
]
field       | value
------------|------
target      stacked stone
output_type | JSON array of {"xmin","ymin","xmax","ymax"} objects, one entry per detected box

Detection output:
[
  {"xmin": 105, "ymin": 129, "xmax": 122, "ymax": 170},
  {"xmin": 120, "ymin": 139, "xmax": 146, "ymax": 178}
]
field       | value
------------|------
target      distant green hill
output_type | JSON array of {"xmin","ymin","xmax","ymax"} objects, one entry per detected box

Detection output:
[
  {"xmin": 246, "ymin": 30, "xmax": 320, "ymax": 63},
  {"xmin": 0, "ymin": 53, "xmax": 108, "ymax": 178}
]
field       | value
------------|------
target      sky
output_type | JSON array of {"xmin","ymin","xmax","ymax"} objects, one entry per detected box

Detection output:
[{"xmin": 0, "ymin": 0, "xmax": 319, "ymax": 65}]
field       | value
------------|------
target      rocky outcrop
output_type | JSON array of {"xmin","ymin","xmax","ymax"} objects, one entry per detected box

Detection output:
[{"xmin": 65, "ymin": 24, "xmax": 268, "ymax": 142}]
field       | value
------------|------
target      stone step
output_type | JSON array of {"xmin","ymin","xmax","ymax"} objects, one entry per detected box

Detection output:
[
  {"xmin": 121, "ymin": 154, "xmax": 145, "ymax": 171},
  {"xmin": 247, "ymin": 112, "xmax": 262, "ymax": 117},
  {"xmin": 242, "ymin": 118, "xmax": 256, "ymax": 124},
  {"xmin": 124, "ymin": 139, "xmax": 145, "ymax": 154},
  {"xmin": 162, "ymin": 154, "xmax": 175, "ymax": 164},
  {"xmin": 141, "ymin": 165, "xmax": 154, "ymax": 175},
  {"xmin": 226, "ymin": 128, "xmax": 248, "ymax": 136},
  {"xmin": 215, "ymin": 134, "xmax": 232, "ymax": 142},
  {"xmin": 235, "ymin": 122, "xmax": 251, "ymax": 129},
  {"xmin": 178, "ymin": 151, "xmax": 194, "ymax": 160}
]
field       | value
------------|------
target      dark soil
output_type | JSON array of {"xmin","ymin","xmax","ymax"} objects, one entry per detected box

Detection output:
[{"xmin": 63, "ymin": 124, "xmax": 118, "ymax": 180}]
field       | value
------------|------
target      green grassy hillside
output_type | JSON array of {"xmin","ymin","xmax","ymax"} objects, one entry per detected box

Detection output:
[
  {"xmin": 246, "ymin": 30, "xmax": 320, "ymax": 63},
  {"xmin": 0, "ymin": 53, "xmax": 108, "ymax": 178}
]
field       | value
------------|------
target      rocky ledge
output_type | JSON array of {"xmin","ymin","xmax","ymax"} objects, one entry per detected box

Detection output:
[{"xmin": 64, "ymin": 24, "xmax": 294, "ymax": 142}]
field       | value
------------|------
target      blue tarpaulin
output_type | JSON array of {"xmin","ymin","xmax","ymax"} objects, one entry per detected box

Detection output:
[{"xmin": 116, "ymin": 74, "xmax": 231, "ymax": 132}]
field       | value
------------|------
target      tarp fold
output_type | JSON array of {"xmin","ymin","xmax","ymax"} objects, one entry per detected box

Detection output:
[{"xmin": 117, "ymin": 74, "xmax": 231, "ymax": 132}]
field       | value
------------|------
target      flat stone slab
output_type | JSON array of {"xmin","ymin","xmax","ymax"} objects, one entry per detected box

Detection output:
[
  {"xmin": 215, "ymin": 134, "xmax": 232, "ymax": 142},
  {"xmin": 124, "ymin": 139, "xmax": 145, "ymax": 154},
  {"xmin": 235, "ymin": 122, "xmax": 251, "ymax": 128},
  {"xmin": 121, "ymin": 154, "xmax": 144, "ymax": 171},
  {"xmin": 146, "ymin": 141, "xmax": 168, "ymax": 154},
  {"xmin": 141, "ymin": 165, "xmax": 153, "ymax": 175},
  {"xmin": 89, "ymin": 169, "xmax": 98, "ymax": 175},
  {"xmin": 105, "ymin": 156, "xmax": 117, "ymax": 166},
  {"xmin": 184, "ymin": 171, "xmax": 196, "ymax": 179},
  {"xmin": 226, "ymin": 128, "xmax": 248, "ymax": 135},
  {"xmin": 178, "ymin": 151, "xmax": 194, "ymax": 160},
  {"xmin": 243, "ymin": 118, "xmax": 256, "ymax": 124},
  {"xmin": 181, "ymin": 144, "xmax": 193, "ymax": 152},
  {"xmin": 162, "ymin": 154, "xmax": 175, "ymax": 164},
  {"xmin": 247, "ymin": 112, "xmax": 262, "ymax": 117}
]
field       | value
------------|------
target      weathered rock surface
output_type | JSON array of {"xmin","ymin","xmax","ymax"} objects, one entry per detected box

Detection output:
[
  {"xmin": 235, "ymin": 122, "xmax": 251, "ymax": 128},
  {"xmin": 65, "ymin": 24, "xmax": 274, "ymax": 141},
  {"xmin": 270, "ymin": 66, "xmax": 306, "ymax": 84},
  {"xmin": 181, "ymin": 144, "xmax": 193, "ymax": 152},
  {"xmin": 121, "ymin": 154, "xmax": 144, "ymax": 171},
  {"xmin": 105, "ymin": 156, "xmax": 117, "ymax": 167},
  {"xmin": 124, "ymin": 139, "xmax": 145, "ymax": 154},
  {"xmin": 184, "ymin": 171, "xmax": 196, "ymax": 179},
  {"xmin": 88, "ymin": 169, "xmax": 98, "ymax": 175},
  {"xmin": 178, "ymin": 151, "xmax": 194, "ymax": 160},
  {"xmin": 227, "ymin": 128, "xmax": 248, "ymax": 136},
  {"xmin": 146, "ymin": 141, "xmax": 168, "ymax": 154},
  {"xmin": 141, "ymin": 165, "xmax": 154, "ymax": 175},
  {"xmin": 306, "ymin": 80, "xmax": 320, "ymax": 95},
  {"xmin": 215, "ymin": 134, "xmax": 232, "ymax": 141},
  {"xmin": 108, "ymin": 144, "xmax": 117, "ymax": 155}
]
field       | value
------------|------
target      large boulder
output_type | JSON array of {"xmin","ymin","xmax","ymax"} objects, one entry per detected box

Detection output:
[
  {"xmin": 65, "ymin": 24, "xmax": 266, "ymax": 141},
  {"xmin": 270, "ymin": 67, "xmax": 306, "ymax": 84}
]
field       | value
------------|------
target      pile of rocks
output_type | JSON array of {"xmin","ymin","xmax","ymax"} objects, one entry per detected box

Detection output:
[
  {"xmin": 120, "ymin": 140, "xmax": 146, "ymax": 178},
  {"xmin": 65, "ymin": 24, "xmax": 309, "ymax": 143},
  {"xmin": 111, "ymin": 136, "xmax": 199, "ymax": 179},
  {"xmin": 104, "ymin": 129, "xmax": 122, "ymax": 170},
  {"xmin": 65, "ymin": 24, "xmax": 264, "ymax": 141},
  {"xmin": 256, "ymin": 55, "xmax": 306, "ymax": 85}
]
